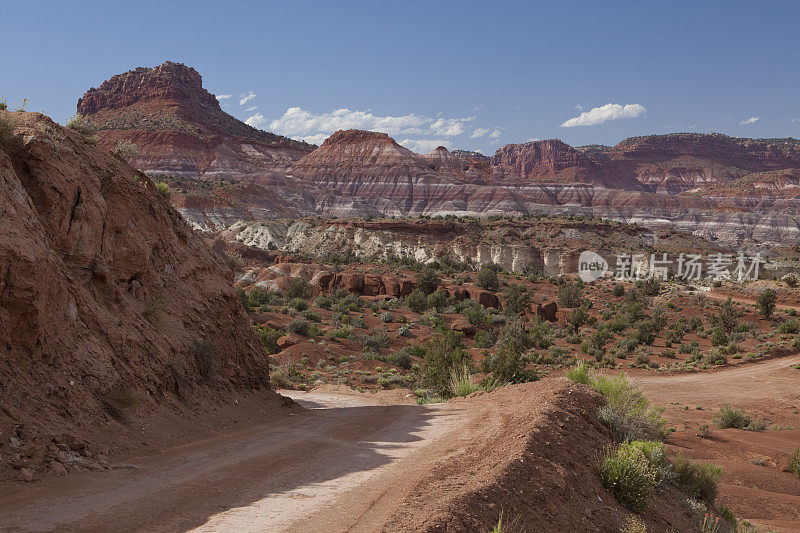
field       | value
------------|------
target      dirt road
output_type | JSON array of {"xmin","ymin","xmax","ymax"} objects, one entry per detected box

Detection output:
[{"xmin": 0, "ymin": 390, "xmax": 467, "ymax": 532}]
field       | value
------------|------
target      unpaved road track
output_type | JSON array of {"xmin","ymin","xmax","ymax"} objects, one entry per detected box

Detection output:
[{"xmin": 0, "ymin": 392, "xmax": 467, "ymax": 532}]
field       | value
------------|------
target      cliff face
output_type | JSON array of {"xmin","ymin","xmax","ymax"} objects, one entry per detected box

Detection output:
[
  {"xmin": 0, "ymin": 111, "xmax": 273, "ymax": 476},
  {"xmin": 77, "ymin": 62, "xmax": 314, "ymax": 178},
  {"xmin": 74, "ymin": 63, "xmax": 800, "ymax": 247}
]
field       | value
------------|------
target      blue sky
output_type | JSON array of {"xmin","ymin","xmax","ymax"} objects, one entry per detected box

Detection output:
[{"xmin": 2, "ymin": 0, "xmax": 799, "ymax": 154}]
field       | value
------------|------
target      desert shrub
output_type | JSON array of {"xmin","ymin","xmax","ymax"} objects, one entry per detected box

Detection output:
[
  {"xmin": 426, "ymin": 289, "xmax": 450, "ymax": 311},
  {"xmin": 636, "ymin": 277, "xmax": 661, "ymax": 297},
  {"xmin": 482, "ymin": 321, "xmax": 537, "ymax": 383},
  {"xmin": 270, "ymin": 362, "xmax": 305, "ymax": 389},
  {"xmin": 710, "ymin": 327, "xmax": 728, "ymax": 347},
  {"xmin": 333, "ymin": 292, "xmax": 364, "ymax": 313},
  {"xmin": 789, "ymin": 449, "xmax": 800, "ymax": 478},
  {"xmin": 558, "ymin": 281, "xmax": 585, "ymax": 308},
  {"xmin": 0, "ymin": 113, "xmax": 14, "ymax": 139},
  {"xmin": 300, "ymin": 309, "xmax": 321, "ymax": 322},
  {"xmin": 289, "ymin": 298, "xmax": 308, "ymax": 311},
  {"xmin": 710, "ymin": 297, "xmax": 739, "ymax": 332},
  {"xmin": 476, "ymin": 265, "xmax": 500, "ymax": 291},
  {"xmin": 314, "ymin": 294, "xmax": 332, "ymax": 309},
  {"xmin": 449, "ymin": 365, "xmax": 481, "ymax": 397},
  {"xmin": 422, "ymin": 332, "xmax": 470, "ymax": 394},
  {"xmin": 397, "ymin": 324, "xmax": 412, "ymax": 338},
  {"xmin": 463, "ymin": 303, "xmax": 487, "ymax": 325},
  {"xmin": 779, "ymin": 319, "xmax": 799, "ymax": 334},
  {"xmin": 405, "ymin": 288, "xmax": 428, "ymax": 313},
  {"xmin": 701, "ymin": 349, "xmax": 727, "ymax": 366},
  {"xmin": 598, "ymin": 440, "xmax": 664, "ymax": 513},
  {"xmin": 66, "ymin": 113, "xmax": 98, "ymax": 136},
  {"xmin": 566, "ymin": 360, "xmax": 591, "ymax": 385},
  {"xmin": 593, "ymin": 373, "xmax": 665, "ymax": 441},
  {"xmin": 634, "ymin": 352, "xmax": 651, "ymax": 367},
  {"xmin": 286, "ymin": 277, "xmax": 311, "ymax": 299},
  {"xmin": 115, "ymin": 139, "xmax": 139, "ymax": 158},
  {"xmin": 502, "ymin": 284, "xmax": 530, "ymax": 316},
  {"xmin": 365, "ymin": 350, "xmax": 412, "ymax": 370},
  {"xmin": 619, "ymin": 515, "xmax": 647, "ymax": 533},
  {"xmin": 747, "ymin": 417, "xmax": 767, "ymax": 431},
  {"xmin": 783, "ymin": 272, "xmax": 799, "ymax": 287},
  {"xmin": 381, "ymin": 311, "xmax": 394, "ymax": 323},
  {"xmin": 254, "ymin": 324, "xmax": 281, "ymax": 354},
  {"xmin": 568, "ymin": 306, "xmax": 590, "ymax": 334},
  {"xmin": 714, "ymin": 404, "xmax": 751, "ymax": 429},
  {"xmin": 191, "ymin": 339, "xmax": 218, "ymax": 377},
  {"xmin": 613, "ymin": 283, "xmax": 626, "ymax": 297},
  {"xmin": 359, "ymin": 332, "xmax": 391, "ymax": 351},
  {"xmin": 415, "ymin": 267, "xmax": 440, "ymax": 295},
  {"xmin": 474, "ymin": 329, "xmax": 496, "ymax": 348},
  {"xmin": 286, "ymin": 318, "xmax": 310, "ymax": 336},
  {"xmin": 154, "ymin": 181, "xmax": 171, "ymax": 198},
  {"xmin": 757, "ymin": 289, "xmax": 777, "ymax": 319},
  {"xmin": 671, "ymin": 454, "xmax": 722, "ymax": 502},
  {"xmin": 248, "ymin": 287, "xmax": 283, "ymax": 307}
]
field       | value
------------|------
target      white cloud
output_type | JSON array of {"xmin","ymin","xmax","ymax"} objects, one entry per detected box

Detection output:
[
  {"xmin": 490, "ymin": 128, "xmax": 502, "ymax": 138},
  {"xmin": 216, "ymin": 94, "xmax": 232, "ymax": 101},
  {"xmin": 739, "ymin": 116, "xmax": 759, "ymax": 125},
  {"xmin": 245, "ymin": 113, "xmax": 268, "ymax": 128},
  {"xmin": 294, "ymin": 133, "xmax": 329, "ymax": 145},
  {"xmin": 399, "ymin": 139, "xmax": 452, "ymax": 154},
  {"xmin": 559, "ymin": 103, "xmax": 647, "ymax": 127},
  {"xmin": 526, "ymin": 137, "xmax": 541, "ymax": 142},
  {"xmin": 429, "ymin": 117, "xmax": 471, "ymax": 136},
  {"xmin": 470, "ymin": 127, "xmax": 490, "ymax": 138},
  {"xmin": 245, "ymin": 105, "xmax": 258, "ymax": 112},
  {"xmin": 239, "ymin": 92, "xmax": 256, "ymax": 106}
]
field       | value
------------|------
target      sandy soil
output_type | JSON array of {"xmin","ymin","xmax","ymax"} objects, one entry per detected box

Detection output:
[
  {"xmin": 1, "ymin": 357, "xmax": 798, "ymax": 532},
  {"xmin": 634, "ymin": 355, "xmax": 800, "ymax": 532}
]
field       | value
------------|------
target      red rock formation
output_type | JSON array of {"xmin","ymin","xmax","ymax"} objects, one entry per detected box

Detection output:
[
  {"xmin": 77, "ymin": 61, "xmax": 314, "ymax": 179},
  {"xmin": 0, "ymin": 112, "xmax": 274, "ymax": 477},
  {"xmin": 491, "ymin": 140, "xmax": 608, "ymax": 185}
]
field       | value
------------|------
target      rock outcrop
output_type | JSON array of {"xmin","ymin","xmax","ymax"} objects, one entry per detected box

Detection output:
[
  {"xmin": 75, "ymin": 63, "xmax": 800, "ymax": 247},
  {"xmin": 0, "ymin": 111, "xmax": 273, "ymax": 479},
  {"xmin": 77, "ymin": 61, "xmax": 314, "ymax": 179}
]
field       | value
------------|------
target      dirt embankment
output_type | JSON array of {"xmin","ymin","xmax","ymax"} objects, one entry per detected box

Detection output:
[{"xmin": 0, "ymin": 111, "xmax": 281, "ymax": 482}]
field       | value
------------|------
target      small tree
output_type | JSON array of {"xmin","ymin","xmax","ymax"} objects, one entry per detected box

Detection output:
[
  {"xmin": 405, "ymin": 288, "xmax": 428, "ymax": 313},
  {"xmin": 476, "ymin": 265, "xmax": 500, "ymax": 292},
  {"xmin": 757, "ymin": 289, "xmax": 777, "ymax": 319},
  {"xmin": 502, "ymin": 284, "xmax": 531, "ymax": 317},
  {"xmin": 415, "ymin": 267, "xmax": 440, "ymax": 295},
  {"xmin": 568, "ymin": 306, "xmax": 590, "ymax": 334},
  {"xmin": 558, "ymin": 280, "xmax": 585, "ymax": 308}
]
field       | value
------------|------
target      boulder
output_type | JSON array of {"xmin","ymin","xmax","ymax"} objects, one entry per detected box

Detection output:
[
  {"xmin": 276, "ymin": 335, "xmax": 301, "ymax": 350},
  {"xmin": 469, "ymin": 289, "xmax": 500, "ymax": 309},
  {"xmin": 537, "ymin": 301, "xmax": 558, "ymax": 322},
  {"xmin": 451, "ymin": 320, "xmax": 477, "ymax": 335}
]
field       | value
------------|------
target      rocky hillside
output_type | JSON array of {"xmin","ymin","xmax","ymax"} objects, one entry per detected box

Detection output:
[
  {"xmin": 0, "ymin": 111, "xmax": 275, "ymax": 480},
  {"xmin": 76, "ymin": 63, "xmax": 800, "ymax": 247},
  {"xmin": 77, "ymin": 62, "xmax": 314, "ymax": 179}
]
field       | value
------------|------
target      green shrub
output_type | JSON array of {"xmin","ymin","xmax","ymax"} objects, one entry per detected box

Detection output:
[
  {"xmin": 502, "ymin": 284, "xmax": 530, "ymax": 316},
  {"xmin": 558, "ymin": 281, "xmax": 585, "ymax": 308},
  {"xmin": 397, "ymin": 324, "xmax": 412, "ymax": 338},
  {"xmin": 154, "ymin": 182, "xmax": 171, "ymax": 198},
  {"xmin": 359, "ymin": 332, "xmax": 391, "ymax": 351},
  {"xmin": 449, "ymin": 365, "xmax": 481, "ymax": 396},
  {"xmin": 592, "ymin": 372, "xmax": 665, "ymax": 441},
  {"xmin": 300, "ymin": 309, "xmax": 321, "ymax": 322},
  {"xmin": 248, "ymin": 287, "xmax": 283, "ymax": 307},
  {"xmin": 422, "ymin": 333, "xmax": 470, "ymax": 394},
  {"xmin": 405, "ymin": 288, "xmax": 428, "ymax": 313},
  {"xmin": 598, "ymin": 441, "xmax": 664, "ymax": 513},
  {"xmin": 415, "ymin": 267, "xmax": 440, "ymax": 295},
  {"xmin": 0, "ymin": 113, "xmax": 14, "ymax": 139},
  {"xmin": 710, "ymin": 327, "xmax": 728, "ymax": 347},
  {"xmin": 789, "ymin": 449, "xmax": 800, "ymax": 478},
  {"xmin": 714, "ymin": 404, "xmax": 751, "ymax": 429},
  {"xmin": 66, "ymin": 113, "xmax": 98, "ymax": 136},
  {"xmin": 254, "ymin": 324, "xmax": 281, "ymax": 354},
  {"xmin": 286, "ymin": 318, "xmax": 310, "ymax": 336},
  {"xmin": 670, "ymin": 454, "xmax": 722, "ymax": 502},
  {"xmin": 381, "ymin": 311, "xmax": 394, "ymax": 323},
  {"xmin": 289, "ymin": 298, "xmax": 308, "ymax": 311},
  {"xmin": 314, "ymin": 294, "xmax": 332, "ymax": 309},
  {"xmin": 476, "ymin": 265, "xmax": 500, "ymax": 291},
  {"xmin": 474, "ymin": 329, "xmax": 496, "ymax": 348},
  {"xmin": 566, "ymin": 360, "xmax": 591, "ymax": 385},
  {"xmin": 779, "ymin": 319, "xmax": 799, "ymax": 334},
  {"xmin": 115, "ymin": 139, "xmax": 139, "ymax": 158},
  {"xmin": 613, "ymin": 283, "xmax": 626, "ymax": 297},
  {"xmin": 426, "ymin": 289, "xmax": 450, "ymax": 311},
  {"xmin": 287, "ymin": 277, "xmax": 311, "ymax": 299},
  {"xmin": 757, "ymin": 289, "xmax": 777, "ymax": 319}
]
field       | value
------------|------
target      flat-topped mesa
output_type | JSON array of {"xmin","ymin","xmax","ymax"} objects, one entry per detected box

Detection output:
[{"xmin": 76, "ymin": 61, "xmax": 314, "ymax": 179}]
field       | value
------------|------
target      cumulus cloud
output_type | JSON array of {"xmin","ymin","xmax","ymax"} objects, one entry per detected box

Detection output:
[
  {"xmin": 216, "ymin": 94, "xmax": 232, "ymax": 101},
  {"xmin": 739, "ymin": 116, "xmax": 759, "ymax": 125},
  {"xmin": 239, "ymin": 92, "xmax": 256, "ymax": 106},
  {"xmin": 266, "ymin": 106, "xmax": 477, "ymax": 140},
  {"xmin": 399, "ymin": 138, "xmax": 452, "ymax": 154},
  {"xmin": 559, "ymin": 103, "xmax": 646, "ymax": 127},
  {"xmin": 470, "ymin": 127, "xmax": 490, "ymax": 138},
  {"xmin": 245, "ymin": 113, "xmax": 268, "ymax": 128},
  {"xmin": 490, "ymin": 128, "xmax": 502, "ymax": 138}
]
